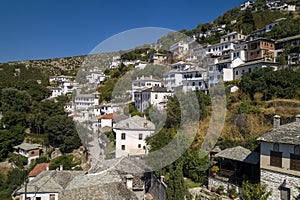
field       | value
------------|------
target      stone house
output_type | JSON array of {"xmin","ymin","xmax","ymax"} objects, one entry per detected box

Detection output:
[
  {"xmin": 13, "ymin": 143, "xmax": 41, "ymax": 165},
  {"xmin": 257, "ymin": 114, "xmax": 300, "ymax": 200},
  {"xmin": 208, "ymin": 146, "xmax": 260, "ymax": 192}
]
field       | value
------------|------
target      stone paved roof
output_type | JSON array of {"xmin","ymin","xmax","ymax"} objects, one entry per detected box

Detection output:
[
  {"xmin": 16, "ymin": 171, "xmax": 85, "ymax": 194},
  {"xmin": 257, "ymin": 121, "xmax": 300, "ymax": 145},
  {"xmin": 215, "ymin": 146, "xmax": 259, "ymax": 164},
  {"xmin": 14, "ymin": 143, "xmax": 41, "ymax": 151},
  {"xmin": 114, "ymin": 115, "xmax": 155, "ymax": 130}
]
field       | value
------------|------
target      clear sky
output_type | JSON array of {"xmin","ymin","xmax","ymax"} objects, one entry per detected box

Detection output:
[{"xmin": 0, "ymin": 0, "xmax": 244, "ymax": 62}]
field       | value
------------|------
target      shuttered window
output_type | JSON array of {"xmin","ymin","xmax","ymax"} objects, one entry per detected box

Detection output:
[
  {"xmin": 270, "ymin": 151, "xmax": 282, "ymax": 168},
  {"xmin": 290, "ymin": 154, "xmax": 300, "ymax": 171}
]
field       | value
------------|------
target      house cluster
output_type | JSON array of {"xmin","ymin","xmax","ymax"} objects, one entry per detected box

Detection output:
[
  {"xmin": 240, "ymin": 0, "xmax": 297, "ymax": 12},
  {"xmin": 208, "ymin": 114, "xmax": 300, "ymax": 200},
  {"xmin": 12, "ymin": 154, "xmax": 164, "ymax": 200}
]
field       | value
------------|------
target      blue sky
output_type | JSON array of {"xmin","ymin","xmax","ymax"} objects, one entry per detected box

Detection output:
[{"xmin": 0, "ymin": 0, "xmax": 244, "ymax": 62}]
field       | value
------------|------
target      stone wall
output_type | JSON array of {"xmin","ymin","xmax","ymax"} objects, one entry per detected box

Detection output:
[
  {"xmin": 208, "ymin": 177, "xmax": 241, "ymax": 194},
  {"xmin": 261, "ymin": 169, "xmax": 300, "ymax": 200}
]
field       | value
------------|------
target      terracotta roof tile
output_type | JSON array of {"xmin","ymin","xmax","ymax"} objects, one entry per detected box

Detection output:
[{"xmin": 29, "ymin": 163, "xmax": 50, "ymax": 177}]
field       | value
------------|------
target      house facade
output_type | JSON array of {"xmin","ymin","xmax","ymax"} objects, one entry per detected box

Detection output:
[
  {"xmin": 74, "ymin": 92, "xmax": 99, "ymax": 111},
  {"xmin": 134, "ymin": 86, "xmax": 172, "ymax": 112},
  {"xmin": 113, "ymin": 115, "xmax": 155, "ymax": 158},
  {"xmin": 247, "ymin": 38, "xmax": 275, "ymax": 61},
  {"xmin": 257, "ymin": 115, "xmax": 300, "ymax": 200},
  {"xmin": 13, "ymin": 143, "xmax": 41, "ymax": 164}
]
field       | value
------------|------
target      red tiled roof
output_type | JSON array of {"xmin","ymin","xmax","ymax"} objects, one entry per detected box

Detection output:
[
  {"xmin": 29, "ymin": 163, "xmax": 50, "ymax": 177},
  {"xmin": 98, "ymin": 113, "xmax": 118, "ymax": 120}
]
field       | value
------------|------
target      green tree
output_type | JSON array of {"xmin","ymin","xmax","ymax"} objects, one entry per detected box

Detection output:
[
  {"xmin": 241, "ymin": 181, "xmax": 271, "ymax": 200},
  {"xmin": 44, "ymin": 115, "xmax": 81, "ymax": 153},
  {"xmin": 166, "ymin": 163, "xmax": 189, "ymax": 200}
]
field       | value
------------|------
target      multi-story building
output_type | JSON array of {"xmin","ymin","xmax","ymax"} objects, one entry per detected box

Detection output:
[
  {"xmin": 74, "ymin": 92, "xmax": 100, "ymax": 111},
  {"xmin": 220, "ymin": 32, "xmax": 246, "ymax": 43},
  {"xmin": 205, "ymin": 42, "xmax": 236, "ymax": 57},
  {"xmin": 134, "ymin": 86, "xmax": 172, "ymax": 112},
  {"xmin": 113, "ymin": 115, "xmax": 155, "ymax": 158},
  {"xmin": 233, "ymin": 59, "xmax": 279, "ymax": 80},
  {"xmin": 164, "ymin": 61, "xmax": 207, "ymax": 91},
  {"xmin": 247, "ymin": 38, "xmax": 275, "ymax": 61},
  {"xmin": 169, "ymin": 41, "xmax": 189, "ymax": 55},
  {"xmin": 149, "ymin": 53, "xmax": 168, "ymax": 65},
  {"xmin": 257, "ymin": 115, "xmax": 300, "ymax": 200}
]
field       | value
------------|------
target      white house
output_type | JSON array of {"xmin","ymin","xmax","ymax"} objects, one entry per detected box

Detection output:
[
  {"xmin": 86, "ymin": 71, "xmax": 106, "ymax": 84},
  {"xmin": 220, "ymin": 32, "xmax": 246, "ymax": 43},
  {"xmin": 150, "ymin": 53, "xmax": 168, "ymax": 65},
  {"xmin": 205, "ymin": 42, "xmax": 236, "ymax": 57},
  {"xmin": 265, "ymin": 18, "xmax": 286, "ymax": 32},
  {"xmin": 131, "ymin": 75, "xmax": 162, "ymax": 101},
  {"xmin": 113, "ymin": 115, "xmax": 155, "ymax": 158},
  {"xmin": 181, "ymin": 68, "xmax": 207, "ymax": 92},
  {"xmin": 257, "ymin": 115, "xmax": 300, "ymax": 200},
  {"xmin": 74, "ymin": 92, "xmax": 99, "ymax": 111},
  {"xmin": 134, "ymin": 60, "xmax": 148, "ymax": 69},
  {"xmin": 48, "ymin": 87, "xmax": 62, "ymax": 98},
  {"xmin": 240, "ymin": 1, "xmax": 253, "ymax": 10},
  {"xmin": 13, "ymin": 143, "xmax": 41, "ymax": 165},
  {"xmin": 233, "ymin": 60, "xmax": 279, "ymax": 80},
  {"xmin": 98, "ymin": 113, "xmax": 118, "ymax": 128},
  {"xmin": 134, "ymin": 86, "xmax": 172, "ymax": 112},
  {"xmin": 169, "ymin": 41, "xmax": 189, "ymax": 55}
]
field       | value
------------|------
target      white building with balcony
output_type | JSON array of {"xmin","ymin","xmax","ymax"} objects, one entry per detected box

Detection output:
[
  {"xmin": 134, "ymin": 86, "xmax": 172, "ymax": 112},
  {"xmin": 170, "ymin": 41, "xmax": 189, "ymax": 55},
  {"xmin": 74, "ymin": 92, "xmax": 100, "ymax": 111}
]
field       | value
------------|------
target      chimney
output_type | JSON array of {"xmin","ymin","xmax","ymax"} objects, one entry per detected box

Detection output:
[
  {"xmin": 60, "ymin": 165, "xmax": 63, "ymax": 171},
  {"xmin": 125, "ymin": 174, "xmax": 134, "ymax": 190},
  {"xmin": 273, "ymin": 115, "xmax": 281, "ymax": 128},
  {"xmin": 296, "ymin": 114, "xmax": 300, "ymax": 123}
]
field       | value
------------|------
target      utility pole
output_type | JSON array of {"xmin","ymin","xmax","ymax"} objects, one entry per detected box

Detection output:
[{"xmin": 24, "ymin": 177, "xmax": 28, "ymax": 200}]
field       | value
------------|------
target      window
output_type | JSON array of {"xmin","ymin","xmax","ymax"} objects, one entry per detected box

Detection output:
[
  {"xmin": 248, "ymin": 68, "xmax": 252, "ymax": 73},
  {"xmin": 290, "ymin": 154, "xmax": 300, "ymax": 171},
  {"xmin": 138, "ymin": 144, "xmax": 141, "ymax": 148},
  {"xmin": 139, "ymin": 133, "xmax": 143, "ymax": 140},
  {"xmin": 36, "ymin": 197, "xmax": 41, "ymax": 200},
  {"xmin": 50, "ymin": 194, "xmax": 56, "ymax": 200},
  {"xmin": 236, "ymin": 71, "xmax": 239, "ymax": 75},
  {"xmin": 155, "ymin": 94, "xmax": 158, "ymax": 99},
  {"xmin": 270, "ymin": 151, "xmax": 282, "ymax": 167},
  {"xmin": 294, "ymin": 145, "xmax": 300, "ymax": 155},
  {"xmin": 121, "ymin": 145, "xmax": 125, "ymax": 150},
  {"xmin": 121, "ymin": 133, "xmax": 126, "ymax": 140}
]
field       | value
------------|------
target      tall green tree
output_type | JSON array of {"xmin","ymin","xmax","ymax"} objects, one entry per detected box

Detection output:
[{"xmin": 166, "ymin": 163, "xmax": 189, "ymax": 200}]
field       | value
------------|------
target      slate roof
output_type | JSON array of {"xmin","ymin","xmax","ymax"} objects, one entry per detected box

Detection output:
[
  {"xmin": 215, "ymin": 146, "xmax": 259, "ymax": 164},
  {"xmin": 257, "ymin": 120, "xmax": 300, "ymax": 145},
  {"xmin": 16, "ymin": 171, "xmax": 85, "ymax": 194},
  {"xmin": 28, "ymin": 163, "xmax": 50, "ymax": 177},
  {"xmin": 114, "ymin": 115, "xmax": 155, "ymax": 130},
  {"xmin": 14, "ymin": 143, "xmax": 41, "ymax": 151}
]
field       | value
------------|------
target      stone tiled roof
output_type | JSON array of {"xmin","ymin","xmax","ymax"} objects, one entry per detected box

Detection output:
[
  {"xmin": 257, "ymin": 121, "xmax": 300, "ymax": 145},
  {"xmin": 14, "ymin": 143, "xmax": 41, "ymax": 151},
  {"xmin": 114, "ymin": 115, "xmax": 155, "ymax": 130},
  {"xmin": 28, "ymin": 163, "xmax": 50, "ymax": 177},
  {"xmin": 16, "ymin": 171, "xmax": 85, "ymax": 194},
  {"xmin": 215, "ymin": 146, "xmax": 259, "ymax": 164}
]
